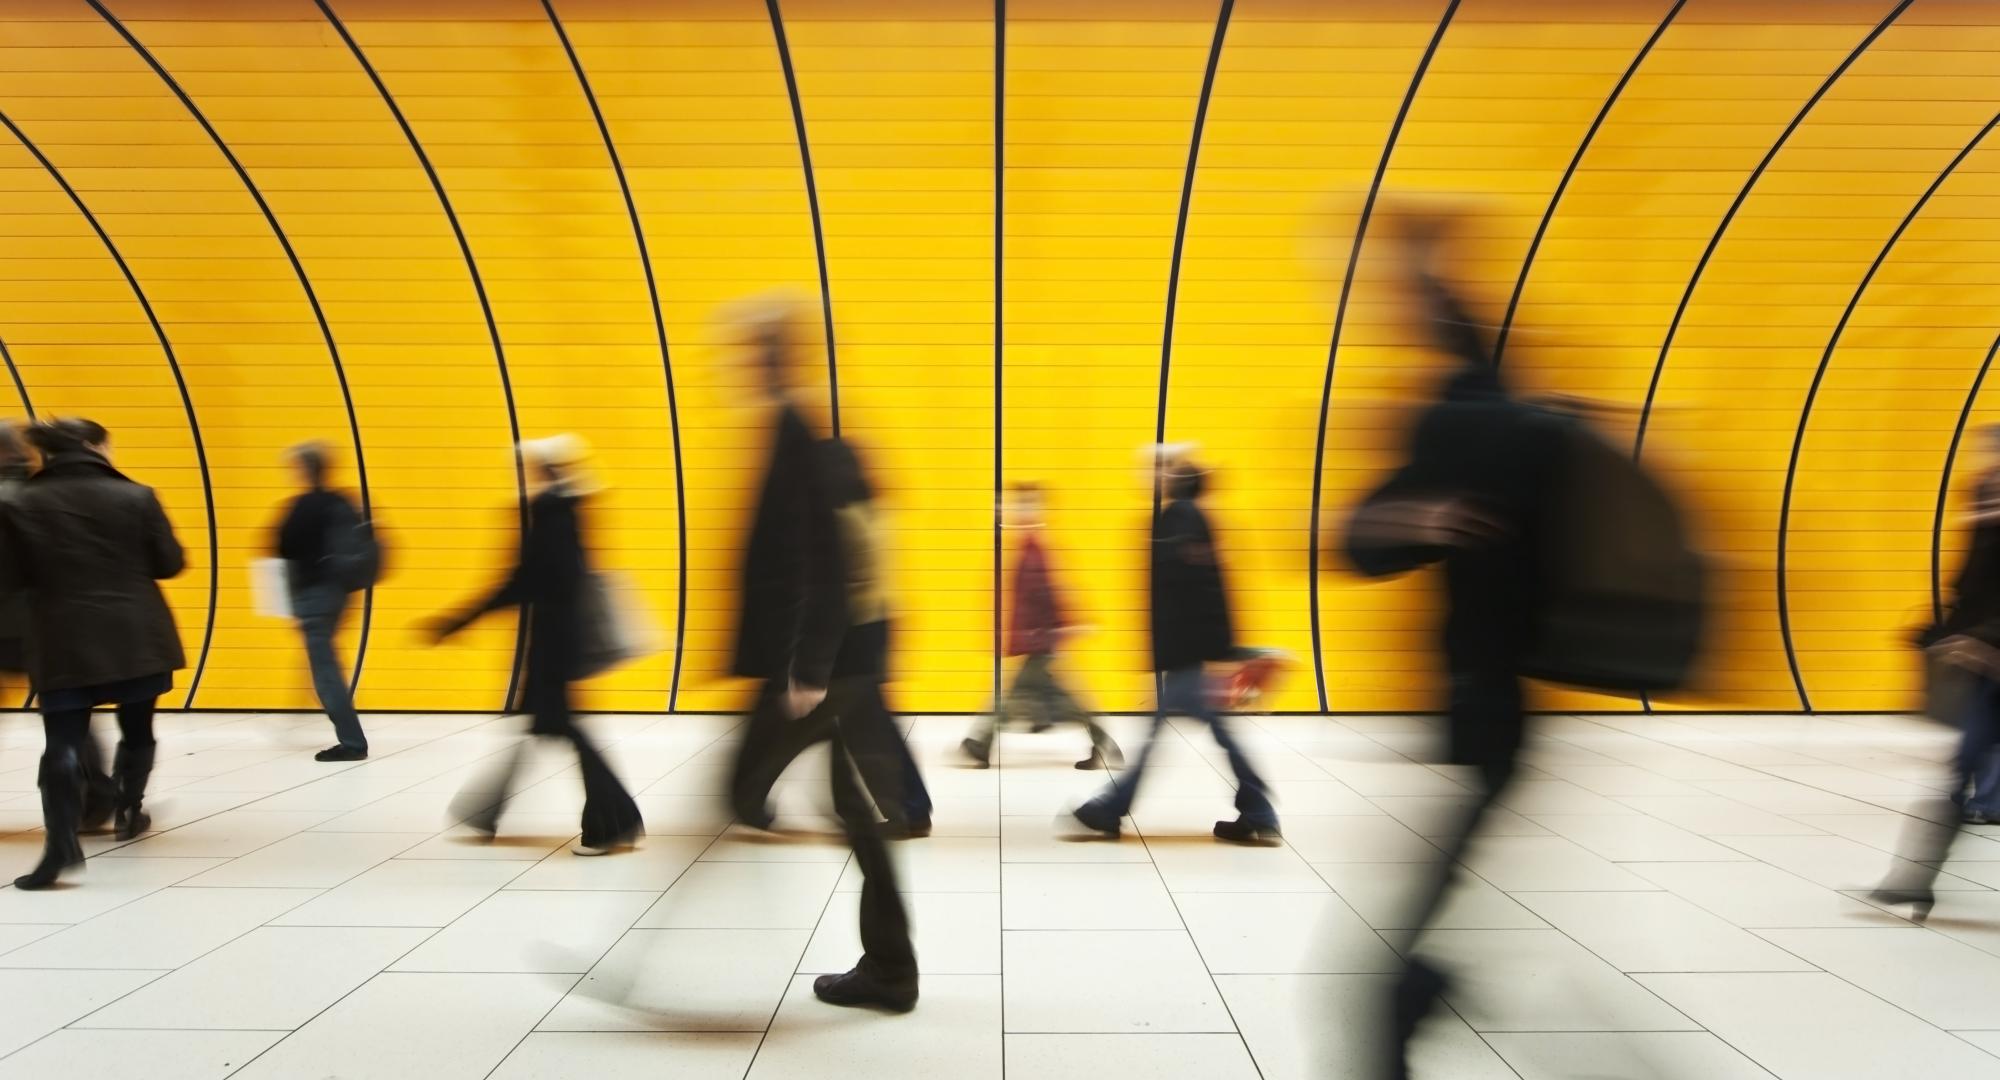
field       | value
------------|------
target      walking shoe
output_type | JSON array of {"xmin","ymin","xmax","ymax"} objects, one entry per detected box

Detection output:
[
  {"xmin": 315, "ymin": 745, "xmax": 367, "ymax": 763},
  {"xmin": 1866, "ymin": 886, "xmax": 1936, "ymax": 923},
  {"xmin": 881, "ymin": 818, "xmax": 933, "ymax": 840},
  {"xmin": 812, "ymin": 965, "xmax": 918, "ymax": 1012},
  {"xmin": 1964, "ymin": 809, "xmax": 1997, "ymax": 826},
  {"xmin": 1069, "ymin": 801, "xmax": 1122, "ymax": 839},
  {"xmin": 959, "ymin": 738, "xmax": 991, "ymax": 769},
  {"xmin": 1213, "ymin": 818, "xmax": 1282, "ymax": 846},
  {"xmin": 573, "ymin": 829, "xmax": 642, "ymax": 857},
  {"xmin": 1074, "ymin": 750, "xmax": 1106, "ymax": 770},
  {"xmin": 113, "ymin": 807, "xmax": 151, "ymax": 843}
]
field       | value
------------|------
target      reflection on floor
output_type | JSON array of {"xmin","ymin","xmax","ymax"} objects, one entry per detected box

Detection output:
[{"xmin": 1, "ymin": 709, "xmax": 1997, "ymax": 1079}]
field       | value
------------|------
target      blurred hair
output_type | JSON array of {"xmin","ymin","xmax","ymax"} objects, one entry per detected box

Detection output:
[
  {"xmin": 1167, "ymin": 463, "xmax": 1207, "ymax": 501},
  {"xmin": 27, "ymin": 417, "xmax": 107, "ymax": 457},
  {"xmin": 289, "ymin": 440, "xmax": 329, "ymax": 487},
  {"xmin": 519, "ymin": 434, "xmax": 600, "ymax": 495},
  {"xmin": 1011, "ymin": 480, "xmax": 1044, "ymax": 502}
]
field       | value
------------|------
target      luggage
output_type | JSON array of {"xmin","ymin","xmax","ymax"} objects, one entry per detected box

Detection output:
[
  {"xmin": 1522, "ymin": 416, "xmax": 1707, "ymax": 694},
  {"xmin": 573, "ymin": 571, "xmax": 659, "ymax": 679},
  {"xmin": 327, "ymin": 514, "xmax": 384, "ymax": 593}
]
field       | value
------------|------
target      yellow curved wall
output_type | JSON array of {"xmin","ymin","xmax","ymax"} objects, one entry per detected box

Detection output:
[{"xmin": 0, "ymin": 0, "xmax": 1991, "ymax": 714}]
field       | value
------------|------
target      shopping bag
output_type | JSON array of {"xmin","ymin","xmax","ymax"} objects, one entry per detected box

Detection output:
[
  {"xmin": 250, "ymin": 558, "xmax": 293, "ymax": 619},
  {"xmin": 573, "ymin": 571, "xmax": 661, "ymax": 679}
]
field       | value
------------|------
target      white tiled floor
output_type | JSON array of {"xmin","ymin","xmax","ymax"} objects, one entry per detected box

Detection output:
[{"xmin": 1, "ymin": 708, "xmax": 1998, "ymax": 1078}]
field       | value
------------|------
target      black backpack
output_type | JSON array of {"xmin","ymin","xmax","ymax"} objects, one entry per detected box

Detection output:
[
  {"xmin": 1523, "ymin": 416, "xmax": 1706, "ymax": 693},
  {"xmin": 326, "ymin": 508, "xmax": 384, "ymax": 593}
]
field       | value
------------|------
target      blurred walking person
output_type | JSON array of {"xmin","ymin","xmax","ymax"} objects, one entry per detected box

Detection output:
[
  {"xmin": 430, "ymin": 436, "xmax": 643, "ymax": 856},
  {"xmin": 724, "ymin": 301, "xmax": 918, "ymax": 1010},
  {"xmin": 275, "ymin": 441, "xmax": 373, "ymax": 762},
  {"xmin": 962, "ymin": 482, "xmax": 1120, "ymax": 771},
  {"xmin": 1070, "ymin": 455, "xmax": 1278, "ymax": 844},
  {"xmin": 4, "ymin": 419, "xmax": 184, "ymax": 888},
  {"xmin": 1873, "ymin": 424, "xmax": 2000, "ymax": 918},
  {"xmin": 1344, "ymin": 220, "xmax": 1575, "ymax": 1079}
]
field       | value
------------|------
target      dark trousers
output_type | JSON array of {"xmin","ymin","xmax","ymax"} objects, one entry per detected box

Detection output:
[
  {"xmin": 458, "ymin": 668, "xmax": 641, "ymax": 848},
  {"xmin": 1883, "ymin": 675, "xmax": 2000, "ymax": 893},
  {"xmin": 1389, "ymin": 668, "xmax": 1524, "ymax": 1079},
  {"xmin": 744, "ymin": 676, "xmax": 915, "ymax": 981},
  {"xmin": 1090, "ymin": 664, "xmax": 1275, "ymax": 827},
  {"xmin": 293, "ymin": 583, "xmax": 366, "ymax": 751},
  {"xmin": 38, "ymin": 699, "xmax": 158, "ymax": 864},
  {"xmin": 731, "ymin": 678, "xmax": 932, "ymax": 828},
  {"xmin": 966, "ymin": 652, "xmax": 1119, "ymax": 761}
]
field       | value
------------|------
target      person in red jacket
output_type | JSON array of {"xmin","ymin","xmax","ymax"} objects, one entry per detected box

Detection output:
[{"xmin": 962, "ymin": 483, "xmax": 1121, "ymax": 770}]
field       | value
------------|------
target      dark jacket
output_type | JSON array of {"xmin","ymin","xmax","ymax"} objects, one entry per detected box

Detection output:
[
  {"xmin": 1, "ymin": 451, "xmax": 185, "ymax": 691},
  {"xmin": 1944, "ymin": 471, "xmax": 2000, "ymax": 645},
  {"xmin": 0, "ymin": 463, "xmax": 29, "ymax": 672},
  {"xmin": 1007, "ymin": 531, "xmax": 1065, "ymax": 657},
  {"xmin": 276, "ymin": 488, "xmax": 361, "ymax": 591},
  {"xmin": 1350, "ymin": 372, "xmax": 1567, "ymax": 670},
  {"xmin": 474, "ymin": 488, "xmax": 587, "ymax": 684},
  {"xmin": 1151, "ymin": 497, "xmax": 1234, "ymax": 672},
  {"xmin": 732, "ymin": 404, "xmax": 846, "ymax": 687}
]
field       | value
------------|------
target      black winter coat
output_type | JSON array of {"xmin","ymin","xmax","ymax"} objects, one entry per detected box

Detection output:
[
  {"xmin": 1151, "ymin": 498, "xmax": 1235, "ymax": 672},
  {"xmin": 472, "ymin": 489, "xmax": 587, "ymax": 700},
  {"xmin": 1, "ymin": 451, "xmax": 186, "ymax": 691},
  {"xmin": 732, "ymin": 405, "xmax": 846, "ymax": 687}
]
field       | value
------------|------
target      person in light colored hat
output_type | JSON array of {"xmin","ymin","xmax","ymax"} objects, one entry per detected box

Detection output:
[{"xmin": 429, "ymin": 434, "xmax": 643, "ymax": 856}]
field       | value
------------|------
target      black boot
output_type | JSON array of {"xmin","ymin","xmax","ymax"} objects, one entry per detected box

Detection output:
[
  {"xmin": 17, "ymin": 750, "xmax": 87, "ymax": 890},
  {"xmin": 79, "ymin": 735, "xmax": 117, "ymax": 834},
  {"xmin": 112, "ymin": 742, "xmax": 155, "ymax": 842},
  {"xmin": 1384, "ymin": 959, "xmax": 1449, "ymax": 1080}
]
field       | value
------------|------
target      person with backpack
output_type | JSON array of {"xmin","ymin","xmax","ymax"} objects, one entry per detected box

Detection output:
[
  {"xmin": 275, "ymin": 441, "xmax": 374, "ymax": 762},
  {"xmin": 5, "ymin": 418, "xmax": 184, "ymax": 888},
  {"xmin": 1343, "ymin": 211, "xmax": 1712, "ymax": 1079}
]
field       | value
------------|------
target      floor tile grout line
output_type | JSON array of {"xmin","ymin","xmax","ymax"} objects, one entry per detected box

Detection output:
[
  {"xmin": 1125, "ymin": 782, "xmax": 1268, "ymax": 1080},
  {"xmin": 214, "ymin": 922, "xmax": 484, "ymax": 1080},
  {"xmin": 0, "ymin": 717, "xmax": 513, "ymax": 963}
]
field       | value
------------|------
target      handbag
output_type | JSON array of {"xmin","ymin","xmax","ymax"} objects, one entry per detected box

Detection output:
[
  {"xmin": 1924, "ymin": 650, "xmax": 1977, "ymax": 729},
  {"xmin": 573, "ymin": 570, "xmax": 659, "ymax": 679}
]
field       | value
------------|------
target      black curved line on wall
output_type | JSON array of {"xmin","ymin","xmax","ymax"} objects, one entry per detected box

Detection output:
[
  {"xmin": 1934, "ymin": 331, "xmax": 2000, "ymax": 623},
  {"xmin": 1152, "ymin": 0, "xmax": 1234, "ymax": 515},
  {"xmin": 543, "ymin": 0, "xmax": 692, "ymax": 712},
  {"xmin": 1777, "ymin": 112, "xmax": 1998, "ymax": 713},
  {"xmin": 315, "ymin": 0, "xmax": 531, "ymax": 710},
  {"xmin": 1492, "ymin": 0, "xmax": 1684, "ymax": 366},
  {"xmin": 765, "ymin": 0, "xmax": 841, "ymax": 435},
  {"xmin": 1631, "ymin": 0, "xmax": 1911, "ymax": 461},
  {"xmin": 992, "ymin": 0, "xmax": 1006, "ymax": 706},
  {"xmin": 0, "ymin": 111, "xmax": 221, "ymax": 708},
  {"xmin": 91, "ymin": 0, "xmax": 379, "ymax": 703},
  {"xmin": 0, "ymin": 334, "xmax": 34, "ymax": 420},
  {"xmin": 1304, "ymin": 0, "xmax": 1459, "ymax": 713}
]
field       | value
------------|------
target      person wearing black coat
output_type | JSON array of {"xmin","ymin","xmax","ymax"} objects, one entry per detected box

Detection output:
[
  {"xmin": 726, "ymin": 323, "xmax": 849, "ymax": 829},
  {"xmin": 430, "ymin": 436, "xmax": 642, "ymax": 856},
  {"xmin": 722, "ymin": 306, "xmax": 918, "ymax": 1013},
  {"xmin": 1871, "ymin": 430, "xmax": 2000, "ymax": 919},
  {"xmin": 1343, "ymin": 229, "xmax": 1570, "ymax": 1080},
  {"xmin": 1070, "ymin": 457, "xmax": 1278, "ymax": 844},
  {"xmin": 4, "ymin": 419, "xmax": 186, "ymax": 889}
]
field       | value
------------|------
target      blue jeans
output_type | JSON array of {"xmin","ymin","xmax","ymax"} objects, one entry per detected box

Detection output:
[
  {"xmin": 293, "ymin": 583, "xmax": 366, "ymax": 752},
  {"xmin": 1961, "ymin": 677, "xmax": 2000, "ymax": 817},
  {"xmin": 1091, "ymin": 664, "xmax": 1276, "ymax": 828}
]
